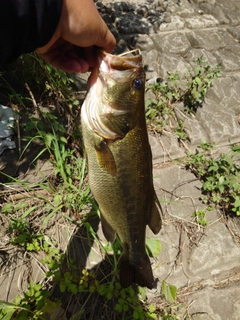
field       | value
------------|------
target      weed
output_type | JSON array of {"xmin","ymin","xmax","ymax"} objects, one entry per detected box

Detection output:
[
  {"xmin": 192, "ymin": 209, "xmax": 209, "ymax": 226},
  {"xmin": 186, "ymin": 143, "xmax": 240, "ymax": 216},
  {"xmin": 183, "ymin": 57, "xmax": 221, "ymax": 112},
  {"xmin": 161, "ymin": 281, "xmax": 177, "ymax": 303},
  {"xmin": 145, "ymin": 77, "xmax": 177, "ymax": 133},
  {"xmin": 175, "ymin": 120, "xmax": 188, "ymax": 141},
  {"xmin": 146, "ymin": 57, "xmax": 221, "ymax": 141},
  {"xmin": 1, "ymin": 174, "xmax": 165, "ymax": 320}
]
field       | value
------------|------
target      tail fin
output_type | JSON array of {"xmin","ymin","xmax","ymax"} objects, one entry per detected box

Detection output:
[{"xmin": 119, "ymin": 253, "xmax": 154, "ymax": 289}]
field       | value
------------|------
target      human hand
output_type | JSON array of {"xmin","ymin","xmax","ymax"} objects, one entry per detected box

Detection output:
[{"xmin": 35, "ymin": 0, "xmax": 116, "ymax": 73}]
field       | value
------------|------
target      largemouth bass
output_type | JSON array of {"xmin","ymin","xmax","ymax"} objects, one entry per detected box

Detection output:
[{"xmin": 81, "ymin": 50, "xmax": 162, "ymax": 289}]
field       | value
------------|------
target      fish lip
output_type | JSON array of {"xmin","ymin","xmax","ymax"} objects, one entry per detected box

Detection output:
[{"xmin": 98, "ymin": 49, "xmax": 143, "ymax": 72}]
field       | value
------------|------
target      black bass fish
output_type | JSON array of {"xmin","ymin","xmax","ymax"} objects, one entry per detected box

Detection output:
[{"xmin": 81, "ymin": 50, "xmax": 162, "ymax": 289}]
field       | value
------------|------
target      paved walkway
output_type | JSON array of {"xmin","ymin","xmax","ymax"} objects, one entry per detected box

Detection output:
[{"xmin": 99, "ymin": 0, "xmax": 240, "ymax": 318}]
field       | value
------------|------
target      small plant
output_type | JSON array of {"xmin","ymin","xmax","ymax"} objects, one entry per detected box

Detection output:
[
  {"xmin": 0, "ymin": 237, "xmax": 162, "ymax": 320},
  {"xmin": 9, "ymin": 218, "xmax": 40, "ymax": 249},
  {"xmin": 186, "ymin": 143, "xmax": 240, "ymax": 216},
  {"xmin": 145, "ymin": 75, "xmax": 179, "ymax": 133},
  {"xmin": 183, "ymin": 56, "xmax": 221, "ymax": 112},
  {"xmin": 175, "ymin": 120, "xmax": 188, "ymax": 141},
  {"xmin": 146, "ymin": 57, "xmax": 221, "ymax": 142},
  {"xmin": 192, "ymin": 209, "xmax": 209, "ymax": 226},
  {"xmin": 161, "ymin": 281, "xmax": 177, "ymax": 303}
]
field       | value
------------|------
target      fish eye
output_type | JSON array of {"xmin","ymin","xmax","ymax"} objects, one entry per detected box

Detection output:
[{"xmin": 133, "ymin": 78, "xmax": 143, "ymax": 90}]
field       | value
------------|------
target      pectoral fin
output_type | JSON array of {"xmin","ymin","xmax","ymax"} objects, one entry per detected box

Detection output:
[
  {"xmin": 100, "ymin": 211, "xmax": 116, "ymax": 243},
  {"xmin": 148, "ymin": 191, "xmax": 162, "ymax": 235},
  {"xmin": 95, "ymin": 140, "xmax": 117, "ymax": 176}
]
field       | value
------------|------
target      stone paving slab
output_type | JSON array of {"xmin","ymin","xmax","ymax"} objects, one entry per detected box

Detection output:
[{"xmin": 188, "ymin": 283, "xmax": 240, "ymax": 320}]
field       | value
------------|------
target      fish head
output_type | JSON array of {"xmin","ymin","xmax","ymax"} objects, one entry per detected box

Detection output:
[
  {"xmin": 83, "ymin": 50, "xmax": 146, "ymax": 140},
  {"xmin": 98, "ymin": 50, "xmax": 145, "ymax": 112}
]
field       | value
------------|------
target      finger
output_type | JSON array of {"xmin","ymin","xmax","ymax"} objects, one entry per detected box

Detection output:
[
  {"xmin": 74, "ymin": 46, "xmax": 97, "ymax": 68},
  {"xmin": 56, "ymin": 57, "xmax": 89, "ymax": 73},
  {"xmin": 38, "ymin": 49, "xmax": 90, "ymax": 73}
]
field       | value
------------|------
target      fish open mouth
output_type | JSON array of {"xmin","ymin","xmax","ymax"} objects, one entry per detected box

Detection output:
[
  {"xmin": 118, "ymin": 49, "xmax": 141, "ymax": 56},
  {"xmin": 98, "ymin": 49, "xmax": 143, "ymax": 73}
]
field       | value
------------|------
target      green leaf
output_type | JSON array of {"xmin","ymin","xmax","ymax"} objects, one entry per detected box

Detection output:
[
  {"xmin": 195, "ymin": 76, "xmax": 202, "ymax": 86},
  {"xmin": 149, "ymin": 304, "xmax": 156, "ymax": 313},
  {"xmin": 97, "ymin": 284, "xmax": 107, "ymax": 296},
  {"xmin": 146, "ymin": 237, "xmax": 161, "ymax": 257},
  {"xmin": 60, "ymin": 282, "xmax": 67, "ymax": 293},
  {"xmin": 26, "ymin": 243, "xmax": 35, "ymax": 251},
  {"xmin": 1, "ymin": 203, "xmax": 14, "ymax": 214},
  {"xmin": 59, "ymin": 136, "xmax": 68, "ymax": 144},
  {"xmin": 44, "ymin": 133, "xmax": 54, "ymax": 148},
  {"xmin": 0, "ymin": 300, "xmax": 19, "ymax": 310},
  {"xmin": 145, "ymin": 100, "xmax": 152, "ymax": 108},
  {"xmin": 123, "ymin": 303, "xmax": 129, "ymax": 312},
  {"xmin": 161, "ymin": 281, "xmax": 177, "ymax": 302},
  {"xmin": 54, "ymin": 194, "xmax": 62, "ymax": 206},
  {"xmin": 106, "ymin": 291, "xmax": 113, "ymax": 300},
  {"xmin": 218, "ymin": 185, "xmax": 224, "ymax": 193},
  {"xmin": 151, "ymin": 98, "xmax": 158, "ymax": 105},
  {"xmin": 138, "ymin": 286, "xmax": 146, "ymax": 300},
  {"xmin": 115, "ymin": 303, "xmax": 122, "ymax": 312},
  {"xmin": 0, "ymin": 300, "xmax": 27, "ymax": 319},
  {"xmin": 21, "ymin": 206, "xmax": 38, "ymax": 219},
  {"xmin": 218, "ymin": 176, "xmax": 225, "ymax": 185},
  {"xmin": 234, "ymin": 196, "xmax": 240, "ymax": 208},
  {"xmin": 0, "ymin": 310, "xmax": 16, "ymax": 320},
  {"xmin": 208, "ymin": 165, "xmax": 218, "ymax": 172}
]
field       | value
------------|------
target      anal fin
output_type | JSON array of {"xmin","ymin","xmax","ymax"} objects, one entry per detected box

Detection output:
[{"xmin": 148, "ymin": 191, "xmax": 162, "ymax": 235}]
